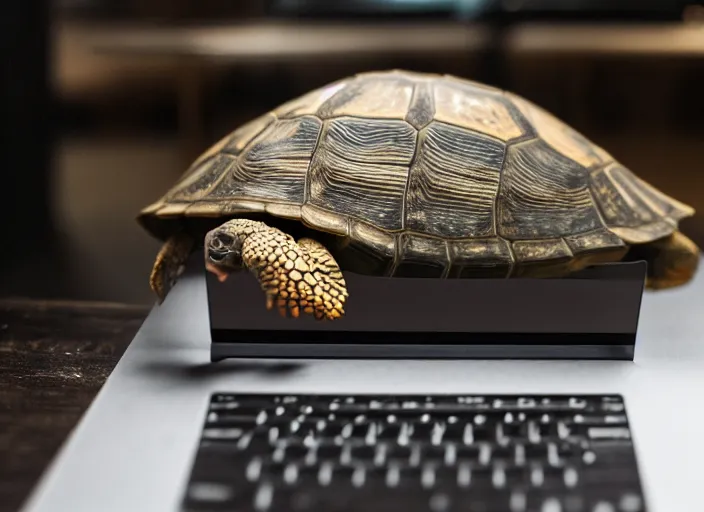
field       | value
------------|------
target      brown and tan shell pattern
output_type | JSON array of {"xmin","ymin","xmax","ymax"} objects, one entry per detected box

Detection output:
[{"xmin": 138, "ymin": 70, "xmax": 694, "ymax": 278}]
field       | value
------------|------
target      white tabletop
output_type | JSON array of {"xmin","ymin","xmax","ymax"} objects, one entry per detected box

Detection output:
[{"xmin": 22, "ymin": 258, "xmax": 704, "ymax": 512}]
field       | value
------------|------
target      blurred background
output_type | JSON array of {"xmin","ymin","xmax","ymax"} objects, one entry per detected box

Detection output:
[{"xmin": 1, "ymin": 0, "xmax": 703, "ymax": 305}]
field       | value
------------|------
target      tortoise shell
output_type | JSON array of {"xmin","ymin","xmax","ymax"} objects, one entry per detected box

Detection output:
[{"xmin": 138, "ymin": 69, "xmax": 694, "ymax": 278}]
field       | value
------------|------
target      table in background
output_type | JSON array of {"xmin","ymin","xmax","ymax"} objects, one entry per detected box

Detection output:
[{"xmin": 75, "ymin": 19, "xmax": 704, "ymax": 164}]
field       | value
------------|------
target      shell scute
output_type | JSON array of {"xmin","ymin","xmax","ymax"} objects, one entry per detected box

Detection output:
[
  {"xmin": 209, "ymin": 116, "xmax": 322, "ymax": 204},
  {"xmin": 166, "ymin": 154, "xmax": 236, "ymax": 203},
  {"xmin": 589, "ymin": 163, "xmax": 692, "ymax": 244},
  {"xmin": 433, "ymin": 80, "xmax": 524, "ymax": 141},
  {"xmin": 340, "ymin": 220, "xmax": 397, "ymax": 276},
  {"xmin": 301, "ymin": 204, "xmax": 349, "ymax": 236},
  {"xmin": 497, "ymin": 139, "xmax": 603, "ymax": 241},
  {"xmin": 323, "ymin": 117, "xmax": 416, "ymax": 166},
  {"xmin": 273, "ymin": 80, "xmax": 349, "ymax": 119},
  {"xmin": 511, "ymin": 238, "xmax": 574, "ymax": 278},
  {"xmin": 509, "ymin": 93, "xmax": 611, "ymax": 169},
  {"xmin": 308, "ymin": 118, "xmax": 411, "ymax": 231},
  {"xmin": 393, "ymin": 234, "xmax": 449, "ymax": 278},
  {"xmin": 405, "ymin": 122, "xmax": 504, "ymax": 238},
  {"xmin": 317, "ymin": 74, "xmax": 414, "ymax": 120},
  {"xmin": 448, "ymin": 238, "xmax": 513, "ymax": 278},
  {"xmin": 221, "ymin": 113, "xmax": 276, "ymax": 156}
]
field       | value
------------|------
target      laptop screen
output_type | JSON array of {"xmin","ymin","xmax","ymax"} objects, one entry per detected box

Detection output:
[{"xmin": 205, "ymin": 260, "xmax": 645, "ymax": 359}]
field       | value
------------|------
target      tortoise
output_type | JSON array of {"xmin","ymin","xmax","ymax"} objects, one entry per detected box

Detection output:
[{"xmin": 138, "ymin": 69, "xmax": 700, "ymax": 321}]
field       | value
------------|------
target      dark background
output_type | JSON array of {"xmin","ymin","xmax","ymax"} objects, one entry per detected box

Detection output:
[{"xmin": 2, "ymin": 0, "xmax": 703, "ymax": 305}]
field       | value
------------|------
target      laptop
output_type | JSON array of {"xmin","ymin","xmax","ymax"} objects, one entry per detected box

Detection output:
[{"xmin": 20, "ymin": 254, "xmax": 704, "ymax": 512}]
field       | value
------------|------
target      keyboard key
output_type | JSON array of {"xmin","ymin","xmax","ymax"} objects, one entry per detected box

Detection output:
[
  {"xmin": 457, "ymin": 463, "xmax": 471, "ymax": 487},
  {"xmin": 384, "ymin": 444, "xmax": 413, "ymax": 464},
  {"xmin": 455, "ymin": 445, "xmax": 481, "ymax": 463},
  {"xmin": 418, "ymin": 444, "xmax": 446, "ymax": 464},
  {"xmin": 504, "ymin": 466, "xmax": 529, "ymax": 487},
  {"xmin": 601, "ymin": 402, "xmax": 626, "ymax": 413},
  {"xmin": 184, "ymin": 482, "xmax": 255, "ymax": 511},
  {"xmin": 207, "ymin": 412, "xmax": 259, "ymax": 425},
  {"xmin": 470, "ymin": 466, "xmax": 494, "ymax": 487},
  {"xmin": 332, "ymin": 464, "xmax": 358, "ymax": 483},
  {"xmin": 377, "ymin": 424, "xmax": 402, "ymax": 441},
  {"xmin": 442, "ymin": 421, "xmax": 468, "ymax": 442},
  {"xmin": 294, "ymin": 464, "xmax": 320, "ymax": 485},
  {"xmin": 341, "ymin": 422, "xmax": 370, "ymax": 440},
  {"xmin": 283, "ymin": 443, "xmax": 311, "ymax": 463},
  {"xmin": 540, "ymin": 497, "xmax": 562, "ymax": 512},
  {"xmin": 350, "ymin": 444, "xmax": 377, "ymax": 462},
  {"xmin": 322, "ymin": 422, "xmax": 346, "ymax": 438},
  {"xmin": 542, "ymin": 465, "xmax": 568, "ymax": 487},
  {"xmin": 593, "ymin": 502, "xmax": 616, "ymax": 512},
  {"xmin": 315, "ymin": 443, "xmax": 343, "ymax": 462},
  {"xmin": 619, "ymin": 492, "xmax": 644, "ymax": 512},
  {"xmin": 472, "ymin": 424, "xmax": 494, "ymax": 442},
  {"xmin": 525, "ymin": 443, "xmax": 550, "ymax": 461},
  {"xmin": 587, "ymin": 427, "xmax": 631, "ymax": 440},
  {"xmin": 202, "ymin": 427, "xmax": 245, "ymax": 441},
  {"xmin": 491, "ymin": 445, "xmax": 515, "ymax": 463},
  {"xmin": 429, "ymin": 491, "xmax": 451, "ymax": 512},
  {"xmin": 510, "ymin": 489, "xmax": 528, "ymax": 512},
  {"xmin": 187, "ymin": 482, "xmax": 234, "ymax": 503},
  {"xmin": 410, "ymin": 422, "xmax": 438, "ymax": 441}
]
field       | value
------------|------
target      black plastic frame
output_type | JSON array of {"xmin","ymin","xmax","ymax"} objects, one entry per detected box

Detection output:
[{"xmin": 207, "ymin": 261, "xmax": 646, "ymax": 362}]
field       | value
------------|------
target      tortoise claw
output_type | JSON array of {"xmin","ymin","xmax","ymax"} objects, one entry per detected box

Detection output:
[{"xmin": 149, "ymin": 234, "xmax": 194, "ymax": 304}]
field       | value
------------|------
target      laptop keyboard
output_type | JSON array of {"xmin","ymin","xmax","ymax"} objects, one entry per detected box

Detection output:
[{"xmin": 182, "ymin": 393, "xmax": 646, "ymax": 512}]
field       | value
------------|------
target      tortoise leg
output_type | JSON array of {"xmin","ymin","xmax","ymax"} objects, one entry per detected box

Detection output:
[
  {"xmin": 149, "ymin": 233, "xmax": 195, "ymax": 303},
  {"xmin": 636, "ymin": 231, "xmax": 700, "ymax": 290},
  {"xmin": 204, "ymin": 219, "xmax": 348, "ymax": 320}
]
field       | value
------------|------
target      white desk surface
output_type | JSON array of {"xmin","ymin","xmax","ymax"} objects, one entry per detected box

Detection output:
[{"xmin": 22, "ymin": 260, "xmax": 704, "ymax": 512}]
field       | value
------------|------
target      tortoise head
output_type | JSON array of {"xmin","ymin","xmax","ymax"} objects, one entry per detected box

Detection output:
[{"xmin": 204, "ymin": 225, "xmax": 243, "ymax": 282}]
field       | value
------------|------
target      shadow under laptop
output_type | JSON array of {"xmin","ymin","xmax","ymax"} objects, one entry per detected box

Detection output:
[
  {"xmin": 134, "ymin": 358, "xmax": 305, "ymax": 381},
  {"xmin": 131, "ymin": 355, "xmax": 638, "ymax": 393}
]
